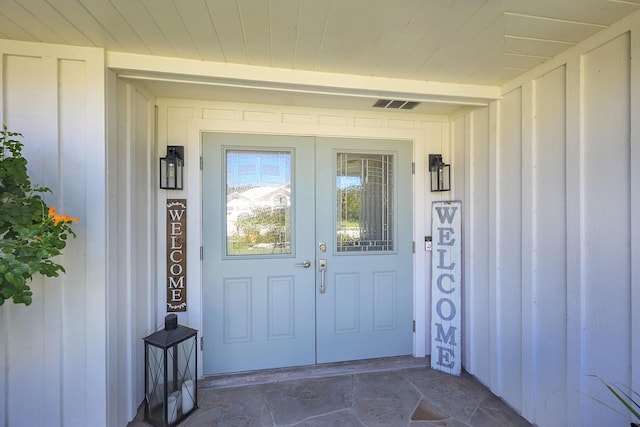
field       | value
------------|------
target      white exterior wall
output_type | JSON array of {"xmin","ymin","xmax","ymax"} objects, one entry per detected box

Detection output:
[
  {"xmin": 457, "ymin": 11, "xmax": 640, "ymax": 427},
  {"xmin": 3, "ymin": 10, "xmax": 640, "ymax": 426},
  {"xmin": 0, "ymin": 41, "xmax": 107, "ymax": 426},
  {"xmin": 106, "ymin": 75, "xmax": 158, "ymax": 425},
  {"xmin": 154, "ymin": 99, "xmax": 453, "ymax": 373}
]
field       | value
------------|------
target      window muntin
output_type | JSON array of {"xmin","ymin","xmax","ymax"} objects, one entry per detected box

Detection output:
[{"xmin": 336, "ymin": 152, "xmax": 394, "ymax": 252}]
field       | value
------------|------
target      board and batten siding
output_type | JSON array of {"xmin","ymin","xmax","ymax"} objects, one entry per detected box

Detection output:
[
  {"xmin": 456, "ymin": 12, "xmax": 640, "ymax": 426},
  {"xmin": 107, "ymin": 74, "xmax": 158, "ymax": 426},
  {"xmin": 0, "ymin": 41, "xmax": 107, "ymax": 426}
]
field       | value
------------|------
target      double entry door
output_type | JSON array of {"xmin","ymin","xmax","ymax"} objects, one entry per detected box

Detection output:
[{"xmin": 202, "ymin": 133, "xmax": 413, "ymax": 375}]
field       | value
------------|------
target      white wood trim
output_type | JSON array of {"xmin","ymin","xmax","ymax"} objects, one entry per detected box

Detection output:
[
  {"xmin": 41, "ymin": 54, "xmax": 63, "ymax": 424},
  {"xmin": 413, "ymin": 122, "xmax": 427, "ymax": 358},
  {"xmin": 462, "ymin": 113, "xmax": 474, "ymax": 373},
  {"xmin": 82, "ymin": 47, "xmax": 108, "ymax": 424},
  {"xmin": 630, "ymin": 16, "xmax": 640, "ymax": 401},
  {"xmin": 107, "ymin": 52, "xmax": 500, "ymax": 105},
  {"xmin": 520, "ymin": 80, "xmax": 535, "ymax": 421},
  {"xmin": 565, "ymin": 54, "xmax": 584, "ymax": 427},
  {"xmin": 487, "ymin": 100, "xmax": 499, "ymax": 392},
  {"xmin": 175, "ymin": 115, "xmax": 428, "ymax": 374}
]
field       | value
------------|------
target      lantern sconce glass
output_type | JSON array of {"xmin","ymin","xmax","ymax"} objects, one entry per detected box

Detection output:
[
  {"xmin": 160, "ymin": 146, "xmax": 184, "ymax": 190},
  {"xmin": 429, "ymin": 154, "xmax": 451, "ymax": 192}
]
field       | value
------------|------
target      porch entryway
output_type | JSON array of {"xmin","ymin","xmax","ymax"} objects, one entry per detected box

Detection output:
[
  {"xmin": 128, "ymin": 356, "xmax": 534, "ymax": 427},
  {"xmin": 201, "ymin": 133, "xmax": 413, "ymax": 374}
]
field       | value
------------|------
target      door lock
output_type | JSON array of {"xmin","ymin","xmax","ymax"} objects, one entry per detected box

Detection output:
[
  {"xmin": 319, "ymin": 242, "xmax": 327, "ymax": 252},
  {"xmin": 319, "ymin": 259, "xmax": 327, "ymax": 293}
]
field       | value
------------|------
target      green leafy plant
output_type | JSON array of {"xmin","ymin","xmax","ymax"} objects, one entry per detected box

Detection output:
[
  {"xmin": 587, "ymin": 375, "xmax": 640, "ymax": 425},
  {"xmin": 0, "ymin": 126, "xmax": 77, "ymax": 306},
  {"xmin": 603, "ymin": 380, "xmax": 640, "ymax": 424}
]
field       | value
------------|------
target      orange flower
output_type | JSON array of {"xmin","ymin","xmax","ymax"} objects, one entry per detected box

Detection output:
[{"xmin": 48, "ymin": 206, "xmax": 79, "ymax": 226}]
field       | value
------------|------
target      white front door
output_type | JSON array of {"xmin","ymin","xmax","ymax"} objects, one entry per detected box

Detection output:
[{"xmin": 202, "ymin": 133, "xmax": 413, "ymax": 374}]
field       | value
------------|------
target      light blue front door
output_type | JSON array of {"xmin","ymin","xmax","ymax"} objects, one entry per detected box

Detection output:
[
  {"xmin": 315, "ymin": 137, "xmax": 414, "ymax": 363},
  {"xmin": 202, "ymin": 133, "xmax": 413, "ymax": 374}
]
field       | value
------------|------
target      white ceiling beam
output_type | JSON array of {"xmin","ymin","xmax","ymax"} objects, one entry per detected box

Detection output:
[{"xmin": 107, "ymin": 51, "xmax": 501, "ymax": 106}]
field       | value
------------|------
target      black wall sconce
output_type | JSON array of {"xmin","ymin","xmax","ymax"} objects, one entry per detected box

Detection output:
[
  {"xmin": 160, "ymin": 146, "xmax": 184, "ymax": 190},
  {"xmin": 429, "ymin": 154, "xmax": 451, "ymax": 192}
]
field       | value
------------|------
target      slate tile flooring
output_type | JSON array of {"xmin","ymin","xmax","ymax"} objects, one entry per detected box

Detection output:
[{"xmin": 130, "ymin": 356, "xmax": 533, "ymax": 427}]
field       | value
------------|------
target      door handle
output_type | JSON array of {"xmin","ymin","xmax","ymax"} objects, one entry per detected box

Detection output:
[
  {"xmin": 295, "ymin": 260, "xmax": 311, "ymax": 268},
  {"xmin": 319, "ymin": 259, "xmax": 327, "ymax": 293}
]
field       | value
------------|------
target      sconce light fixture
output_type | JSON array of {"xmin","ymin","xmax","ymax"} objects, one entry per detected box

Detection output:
[
  {"xmin": 160, "ymin": 146, "xmax": 184, "ymax": 190},
  {"xmin": 429, "ymin": 154, "xmax": 451, "ymax": 192}
]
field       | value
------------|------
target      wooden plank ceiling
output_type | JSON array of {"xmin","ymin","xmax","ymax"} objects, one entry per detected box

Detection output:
[{"xmin": 1, "ymin": 0, "xmax": 639, "ymax": 111}]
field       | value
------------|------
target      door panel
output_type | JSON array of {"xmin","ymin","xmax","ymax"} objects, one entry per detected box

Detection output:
[
  {"xmin": 202, "ymin": 133, "xmax": 316, "ymax": 374},
  {"xmin": 315, "ymin": 138, "xmax": 413, "ymax": 363},
  {"xmin": 202, "ymin": 134, "xmax": 413, "ymax": 374}
]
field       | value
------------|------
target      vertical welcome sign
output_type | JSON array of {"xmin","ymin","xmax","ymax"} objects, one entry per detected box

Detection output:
[
  {"xmin": 431, "ymin": 200, "xmax": 462, "ymax": 376},
  {"xmin": 167, "ymin": 199, "xmax": 187, "ymax": 312}
]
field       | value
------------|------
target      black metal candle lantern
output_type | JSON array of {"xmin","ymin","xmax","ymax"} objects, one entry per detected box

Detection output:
[
  {"xmin": 429, "ymin": 154, "xmax": 451, "ymax": 192},
  {"xmin": 144, "ymin": 314, "xmax": 197, "ymax": 426},
  {"xmin": 160, "ymin": 146, "xmax": 184, "ymax": 190}
]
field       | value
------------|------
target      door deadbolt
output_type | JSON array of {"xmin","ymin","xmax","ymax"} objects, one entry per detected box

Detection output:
[{"xmin": 319, "ymin": 242, "xmax": 327, "ymax": 252}]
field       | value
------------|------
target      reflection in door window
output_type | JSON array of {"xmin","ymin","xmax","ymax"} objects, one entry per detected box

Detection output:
[
  {"xmin": 336, "ymin": 153, "xmax": 394, "ymax": 252},
  {"xmin": 225, "ymin": 150, "xmax": 292, "ymax": 256}
]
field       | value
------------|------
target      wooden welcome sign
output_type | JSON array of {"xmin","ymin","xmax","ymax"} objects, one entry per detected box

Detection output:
[
  {"xmin": 430, "ymin": 200, "xmax": 462, "ymax": 376},
  {"xmin": 167, "ymin": 199, "xmax": 187, "ymax": 312}
]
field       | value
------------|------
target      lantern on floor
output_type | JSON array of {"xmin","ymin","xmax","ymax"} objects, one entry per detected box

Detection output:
[
  {"xmin": 429, "ymin": 154, "xmax": 451, "ymax": 192},
  {"xmin": 144, "ymin": 314, "xmax": 198, "ymax": 426},
  {"xmin": 160, "ymin": 146, "xmax": 184, "ymax": 190}
]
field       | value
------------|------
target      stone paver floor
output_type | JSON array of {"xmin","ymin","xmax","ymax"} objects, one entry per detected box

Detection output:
[{"xmin": 130, "ymin": 356, "xmax": 533, "ymax": 427}]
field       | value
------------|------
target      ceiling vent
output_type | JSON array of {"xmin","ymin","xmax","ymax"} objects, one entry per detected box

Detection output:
[{"xmin": 373, "ymin": 99, "xmax": 420, "ymax": 110}]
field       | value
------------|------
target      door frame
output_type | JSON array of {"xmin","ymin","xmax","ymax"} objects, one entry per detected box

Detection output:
[{"xmin": 184, "ymin": 118, "xmax": 430, "ymax": 377}]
